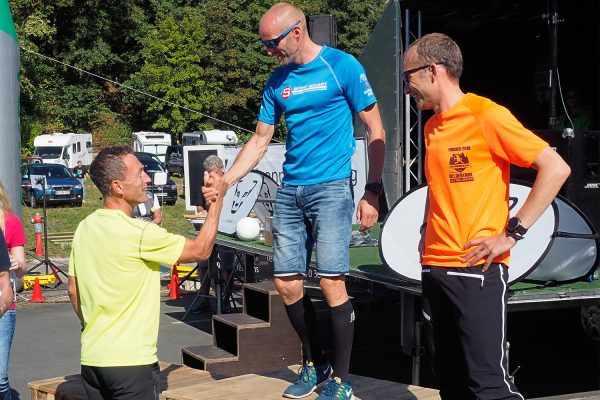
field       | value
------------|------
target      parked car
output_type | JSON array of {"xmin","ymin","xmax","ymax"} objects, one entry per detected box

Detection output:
[
  {"xmin": 21, "ymin": 163, "xmax": 84, "ymax": 207},
  {"xmin": 165, "ymin": 145, "xmax": 184, "ymax": 177},
  {"xmin": 137, "ymin": 154, "xmax": 178, "ymax": 206},
  {"xmin": 134, "ymin": 151, "xmax": 163, "ymax": 167}
]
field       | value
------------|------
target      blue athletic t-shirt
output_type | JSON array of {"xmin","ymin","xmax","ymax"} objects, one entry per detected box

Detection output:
[{"xmin": 258, "ymin": 46, "xmax": 377, "ymax": 185}]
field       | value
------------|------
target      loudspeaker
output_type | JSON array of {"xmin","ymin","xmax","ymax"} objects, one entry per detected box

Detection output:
[
  {"xmin": 511, "ymin": 130, "xmax": 600, "ymax": 233},
  {"xmin": 308, "ymin": 14, "xmax": 337, "ymax": 48},
  {"xmin": 568, "ymin": 131, "xmax": 600, "ymax": 233}
]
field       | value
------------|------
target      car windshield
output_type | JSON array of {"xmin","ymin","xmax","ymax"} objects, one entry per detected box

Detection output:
[
  {"xmin": 140, "ymin": 158, "xmax": 165, "ymax": 173},
  {"xmin": 30, "ymin": 165, "xmax": 72, "ymax": 178},
  {"xmin": 142, "ymin": 144, "xmax": 168, "ymax": 158},
  {"xmin": 34, "ymin": 146, "xmax": 64, "ymax": 159}
]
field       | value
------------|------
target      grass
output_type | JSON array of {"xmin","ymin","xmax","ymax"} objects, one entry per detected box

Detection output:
[{"xmin": 22, "ymin": 176, "xmax": 193, "ymax": 259}]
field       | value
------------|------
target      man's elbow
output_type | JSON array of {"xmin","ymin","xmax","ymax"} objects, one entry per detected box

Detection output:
[
  {"xmin": 178, "ymin": 243, "xmax": 213, "ymax": 264},
  {"xmin": 67, "ymin": 286, "xmax": 76, "ymax": 303},
  {"xmin": 560, "ymin": 162, "xmax": 571, "ymax": 182},
  {"xmin": 553, "ymin": 158, "xmax": 571, "ymax": 185}
]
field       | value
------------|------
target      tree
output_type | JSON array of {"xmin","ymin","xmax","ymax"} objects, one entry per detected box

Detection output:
[
  {"xmin": 11, "ymin": 0, "xmax": 389, "ymax": 149},
  {"xmin": 196, "ymin": 0, "xmax": 276, "ymax": 142},
  {"xmin": 124, "ymin": 7, "xmax": 223, "ymax": 142},
  {"xmin": 11, "ymin": 0, "xmax": 152, "ymax": 150}
]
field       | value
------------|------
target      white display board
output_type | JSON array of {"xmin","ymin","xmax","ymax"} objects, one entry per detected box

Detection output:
[
  {"xmin": 221, "ymin": 138, "xmax": 369, "ymax": 223},
  {"xmin": 380, "ymin": 183, "xmax": 558, "ymax": 284},
  {"xmin": 184, "ymin": 145, "xmax": 224, "ymax": 211}
]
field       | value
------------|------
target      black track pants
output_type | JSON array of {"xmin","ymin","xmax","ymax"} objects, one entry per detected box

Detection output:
[{"xmin": 422, "ymin": 264, "xmax": 523, "ymax": 400}]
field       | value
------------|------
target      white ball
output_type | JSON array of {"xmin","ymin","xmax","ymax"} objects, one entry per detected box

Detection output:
[{"xmin": 235, "ymin": 217, "xmax": 260, "ymax": 241}]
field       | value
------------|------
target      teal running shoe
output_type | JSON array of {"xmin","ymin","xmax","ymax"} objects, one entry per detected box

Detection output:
[
  {"xmin": 283, "ymin": 361, "xmax": 332, "ymax": 399},
  {"xmin": 316, "ymin": 377, "xmax": 354, "ymax": 400}
]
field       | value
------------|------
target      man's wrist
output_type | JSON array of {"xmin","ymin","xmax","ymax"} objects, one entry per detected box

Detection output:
[
  {"xmin": 506, "ymin": 216, "xmax": 528, "ymax": 240},
  {"xmin": 505, "ymin": 230, "xmax": 524, "ymax": 242},
  {"xmin": 364, "ymin": 182, "xmax": 383, "ymax": 196}
]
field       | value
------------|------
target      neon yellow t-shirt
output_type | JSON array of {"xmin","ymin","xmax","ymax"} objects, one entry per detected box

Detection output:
[{"xmin": 69, "ymin": 209, "xmax": 185, "ymax": 367}]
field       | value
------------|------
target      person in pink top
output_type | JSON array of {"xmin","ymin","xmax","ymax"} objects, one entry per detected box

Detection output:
[{"xmin": 0, "ymin": 181, "xmax": 26, "ymax": 400}]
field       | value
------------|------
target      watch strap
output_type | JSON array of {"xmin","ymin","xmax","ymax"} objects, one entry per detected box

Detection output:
[
  {"xmin": 506, "ymin": 230, "xmax": 525, "ymax": 241},
  {"xmin": 364, "ymin": 182, "xmax": 383, "ymax": 195}
]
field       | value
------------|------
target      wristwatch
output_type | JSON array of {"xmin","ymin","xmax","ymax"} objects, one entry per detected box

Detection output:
[
  {"xmin": 364, "ymin": 182, "xmax": 383, "ymax": 196},
  {"xmin": 506, "ymin": 216, "xmax": 528, "ymax": 241}
]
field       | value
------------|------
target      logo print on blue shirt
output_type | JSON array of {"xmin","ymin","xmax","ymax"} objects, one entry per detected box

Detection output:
[{"xmin": 282, "ymin": 87, "xmax": 292, "ymax": 100}]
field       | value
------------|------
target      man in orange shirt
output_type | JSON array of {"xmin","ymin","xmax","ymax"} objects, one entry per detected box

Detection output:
[{"xmin": 403, "ymin": 33, "xmax": 571, "ymax": 399}]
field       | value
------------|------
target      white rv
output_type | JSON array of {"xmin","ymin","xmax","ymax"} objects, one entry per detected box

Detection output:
[
  {"xmin": 33, "ymin": 133, "xmax": 93, "ymax": 169},
  {"xmin": 132, "ymin": 131, "xmax": 172, "ymax": 163},
  {"xmin": 182, "ymin": 130, "xmax": 238, "ymax": 146}
]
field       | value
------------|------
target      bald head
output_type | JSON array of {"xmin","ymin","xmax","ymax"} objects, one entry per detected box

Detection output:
[{"xmin": 260, "ymin": 2, "xmax": 305, "ymax": 38}]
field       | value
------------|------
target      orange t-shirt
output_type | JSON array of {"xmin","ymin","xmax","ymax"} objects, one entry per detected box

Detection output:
[{"xmin": 422, "ymin": 93, "xmax": 548, "ymax": 267}]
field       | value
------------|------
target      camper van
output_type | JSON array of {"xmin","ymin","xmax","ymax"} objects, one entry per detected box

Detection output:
[
  {"xmin": 132, "ymin": 131, "xmax": 171, "ymax": 163},
  {"xmin": 182, "ymin": 130, "xmax": 238, "ymax": 146},
  {"xmin": 33, "ymin": 133, "xmax": 93, "ymax": 169}
]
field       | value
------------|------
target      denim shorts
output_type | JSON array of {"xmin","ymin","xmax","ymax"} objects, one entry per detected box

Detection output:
[{"xmin": 273, "ymin": 177, "xmax": 353, "ymax": 277}]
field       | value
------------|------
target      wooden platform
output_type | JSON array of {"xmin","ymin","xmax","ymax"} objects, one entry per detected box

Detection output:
[
  {"xmin": 29, "ymin": 363, "xmax": 440, "ymax": 400},
  {"xmin": 162, "ymin": 365, "xmax": 440, "ymax": 399},
  {"xmin": 28, "ymin": 362, "xmax": 216, "ymax": 400}
]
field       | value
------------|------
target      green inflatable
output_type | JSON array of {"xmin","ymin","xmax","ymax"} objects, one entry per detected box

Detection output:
[{"xmin": 0, "ymin": 0, "xmax": 21, "ymax": 217}]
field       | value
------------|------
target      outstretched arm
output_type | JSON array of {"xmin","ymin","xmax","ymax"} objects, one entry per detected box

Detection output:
[
  {"xmin": 179, "ymin": 171, "xmax": 228, "ymax": 263},
  {"xmin": 202, "ymin": 122, "xmax": 275, "ymax": 205}
]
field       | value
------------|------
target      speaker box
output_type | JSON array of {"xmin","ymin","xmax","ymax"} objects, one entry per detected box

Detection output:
[
  {"xmin": 511, "ymin": 130, "xmax": 600, "ymax": 233},
  {"xmin": 308, "ymin": 14, "xmax": 337, "ymax": 48}
]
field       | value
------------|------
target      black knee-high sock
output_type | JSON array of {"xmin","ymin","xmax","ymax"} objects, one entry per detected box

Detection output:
[
  {"xmin": 284, "ymin": 295, "xmax": 326, "ymax": 365},
  {"xmin": 330, "ymin": 299, "xmax": 354, "ymax": 382}
]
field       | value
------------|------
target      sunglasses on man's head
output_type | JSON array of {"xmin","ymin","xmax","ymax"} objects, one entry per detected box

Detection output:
[{"xmin": 260, "ymin": 20, "xmax": 301, "ymax": 48}]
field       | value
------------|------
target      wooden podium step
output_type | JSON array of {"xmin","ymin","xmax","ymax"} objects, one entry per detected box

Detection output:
[
  {"xmin": 182, "ymin": 281, "xmax": 301, "ymax": 376},
  {"xmin": 161, "ymin": 365, "xmax": 441, "ymax": 400},
  {"xmin": 181, "ymin": 345, "xmax": 238, "ymax": 371},
  {"xmin": 212, "ymin": 313, "xmax": 271, "ymax": 329}
]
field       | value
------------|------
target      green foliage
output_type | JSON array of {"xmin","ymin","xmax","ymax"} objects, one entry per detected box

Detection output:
[
  {"xmin": 93, "ymin": 112, "xmax": 131, "ymax": 149},
  {"xmin": 20, "ymin": 118, "xmax": 43, "ymax": 155},
  {"xmin": 195, "ymin": 0, "xmax": 275, "ymax": 142},
  {"xmin": 12, "ymin": 0, "xmax": 388, "ymax": 147},
  {"xmin": 126, "ymin": 6, "xmax": 222, "ymax": 141},
  {"xmin": 328, "ymin": 0, "xmax": 388, "ymax": 58}
]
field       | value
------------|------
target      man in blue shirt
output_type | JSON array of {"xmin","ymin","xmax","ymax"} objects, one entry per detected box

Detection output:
[{"xmin": 207, "ymin": 3, "xmax": 385, "ymax": 399}]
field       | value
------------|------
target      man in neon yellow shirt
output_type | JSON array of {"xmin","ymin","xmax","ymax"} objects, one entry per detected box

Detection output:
[{"xmin": 67, "ymin": 146, "xmax": 226, "ymax": 400}]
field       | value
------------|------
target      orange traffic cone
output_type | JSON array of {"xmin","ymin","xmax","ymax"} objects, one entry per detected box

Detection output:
[
  {"xmin": 30, "ymin": 278, "xmax": 45, "ymax": 302},
  {"xmin": 168, "ymin": 264, "xmax": 181, "ymax": 299}
]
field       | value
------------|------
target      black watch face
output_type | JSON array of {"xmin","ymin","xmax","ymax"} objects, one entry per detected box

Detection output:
[{"xmin": 507, "ymin": 217, "xmax": 520, "ymax": 232}]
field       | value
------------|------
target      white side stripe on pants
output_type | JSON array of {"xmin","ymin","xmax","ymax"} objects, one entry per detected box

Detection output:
[{"xmin": 499, "ymin": 265, "xmax": 524, "ymax": 400}]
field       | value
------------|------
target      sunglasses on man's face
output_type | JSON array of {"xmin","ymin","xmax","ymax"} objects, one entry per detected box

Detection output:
[
  {"xmin": 402, "ymin": 62, "xmax": 445, "ymax": 85},
  {"xmin": 260, "ymin": 20, "xmax": 301, "ymax": 49},
  {"xmin": 402, "ymin": 65, "xmax": 430, "ymax": 85}
]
